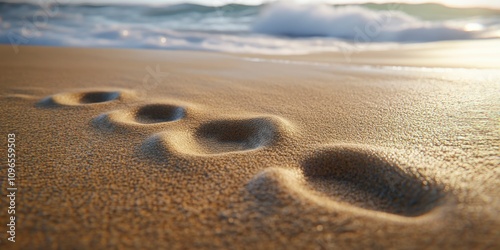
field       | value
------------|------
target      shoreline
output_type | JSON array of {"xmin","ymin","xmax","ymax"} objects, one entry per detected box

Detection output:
[{"xmin": 4, "ymin": 38, "xmax": 500, "ymax": 69}]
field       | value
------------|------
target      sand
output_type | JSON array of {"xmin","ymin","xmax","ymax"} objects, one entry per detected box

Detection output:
[{"xmin": 0, "ymin": 43, "xmax": 499, "ymax": 249}]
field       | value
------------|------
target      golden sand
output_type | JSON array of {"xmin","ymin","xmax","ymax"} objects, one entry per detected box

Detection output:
[{"xmin": 0, "ymin": 44, "xmax": 499, "ymax": 249}]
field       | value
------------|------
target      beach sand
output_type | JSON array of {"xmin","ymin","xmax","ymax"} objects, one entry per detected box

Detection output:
[{"xmin": 0, "ymin": 43, "xmax": 499, "ymax": 249}]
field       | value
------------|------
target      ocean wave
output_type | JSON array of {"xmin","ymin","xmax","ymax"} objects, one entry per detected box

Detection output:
[
  {"xmin": 252, "ymin": 2, "xmax": 497, "ymax": 42},
  {"xmin": 0, "ymin": 1, "xmax": 499, "ymax": 54},
  {"xmin": 143, "ymin": 3, "xmax": 259, "ymax": 17}
]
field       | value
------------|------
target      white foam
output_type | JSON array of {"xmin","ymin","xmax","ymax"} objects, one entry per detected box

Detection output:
[
  {"xmin": 1, "ymin": 1, "xmax": 499, "ymax": 55},
  {"xmin": 252, "ymin": 2, "xmax": 493, "ymax": 42}
]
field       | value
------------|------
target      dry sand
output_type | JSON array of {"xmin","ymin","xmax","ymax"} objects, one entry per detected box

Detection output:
[{"xmin": 0, "ymin": 43, "xmax": 499, "ymax": 249}]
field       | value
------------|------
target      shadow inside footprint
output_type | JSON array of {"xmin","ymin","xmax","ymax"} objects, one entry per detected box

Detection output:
[
  {"xmin": 194, "ymin": 118, "xmax": 277, "ymax": 155},
  {"xmin": 134, "ymin": 104, "xmax": 185, "ymax": 124},
  {"xmin": 302, "ymin": 146, "xmax": 444, "ymax": 216},
  {"xmin": 78, "ymin": 91, "xmax": 120, "ymax": 104}
]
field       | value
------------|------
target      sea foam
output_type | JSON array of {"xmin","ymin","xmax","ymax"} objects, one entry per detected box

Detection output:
[
  {"xmin": 252, "ymin": 2, "xmax": 481, "ymax": 42},
  {"xmin": 0, "ymin": 1, "xmax": 498, "ymax": 54}
]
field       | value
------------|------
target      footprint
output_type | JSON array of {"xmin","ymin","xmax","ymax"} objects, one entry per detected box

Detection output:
[
  {"xmin": 141, "ymin": 115, "xmax": 293, "ymax": 157},
  {"xmin": 194, "ymin": 118, "xmax": 278, "ymax": 154},
  {"xmin": 37, "ymin": 90, "xmax": 130, "ymax": 107},
  {"xmin": 301, "ymin": 145, "xmax": 444, "ymax": 216},
  {"xmin": 247, "ymin": 145, "xmax": 446, "ymax": 218},
  {"xmin": 93, "ymin": 103, "xmax": 186, "ymax": 132}
]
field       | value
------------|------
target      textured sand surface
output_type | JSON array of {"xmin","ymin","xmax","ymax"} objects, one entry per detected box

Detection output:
[{"xmin": 0, "ymin": 45, "xmax": 499, "ymax": 249}]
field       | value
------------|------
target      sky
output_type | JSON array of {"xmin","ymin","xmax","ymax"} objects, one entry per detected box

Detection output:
[{"xmin": 9, "ymin": 0, "xmax": 500, "ymax": 8}]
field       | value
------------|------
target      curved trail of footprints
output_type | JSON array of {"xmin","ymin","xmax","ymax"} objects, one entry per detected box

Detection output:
[{"xmin": 38, "ymin": 89, "xmax": 448, "ymax": 219}]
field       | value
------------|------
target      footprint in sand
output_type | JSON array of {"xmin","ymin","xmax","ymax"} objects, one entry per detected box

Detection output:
[
  {"xmin": 37, "ymin": 89, "xmax": 132, "ymax": 107},
  {"xmin": 193, "ymin": 117, "xmax": 279, "ymax": 154},
  {"xmin": 141, "ymin": 116, "xmax": 293, "ymax": 157},
  {"xmin": 247, "ymin": 145, "xmax": 446, "ymax": 218},
  {"xmin": 93, "ymin": 103, "xmax": 186, "ymax": 132}
]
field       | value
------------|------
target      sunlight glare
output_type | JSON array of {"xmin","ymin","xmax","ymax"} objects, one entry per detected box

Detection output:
[{"xmin": 464, "ymin": 23, "xmax": 484, "ymax": 32}]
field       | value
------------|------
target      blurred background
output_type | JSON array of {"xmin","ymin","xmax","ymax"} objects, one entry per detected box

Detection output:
[{"xmin": 1, "ymin": 0, "xmax": 499, "ymax": 54}]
